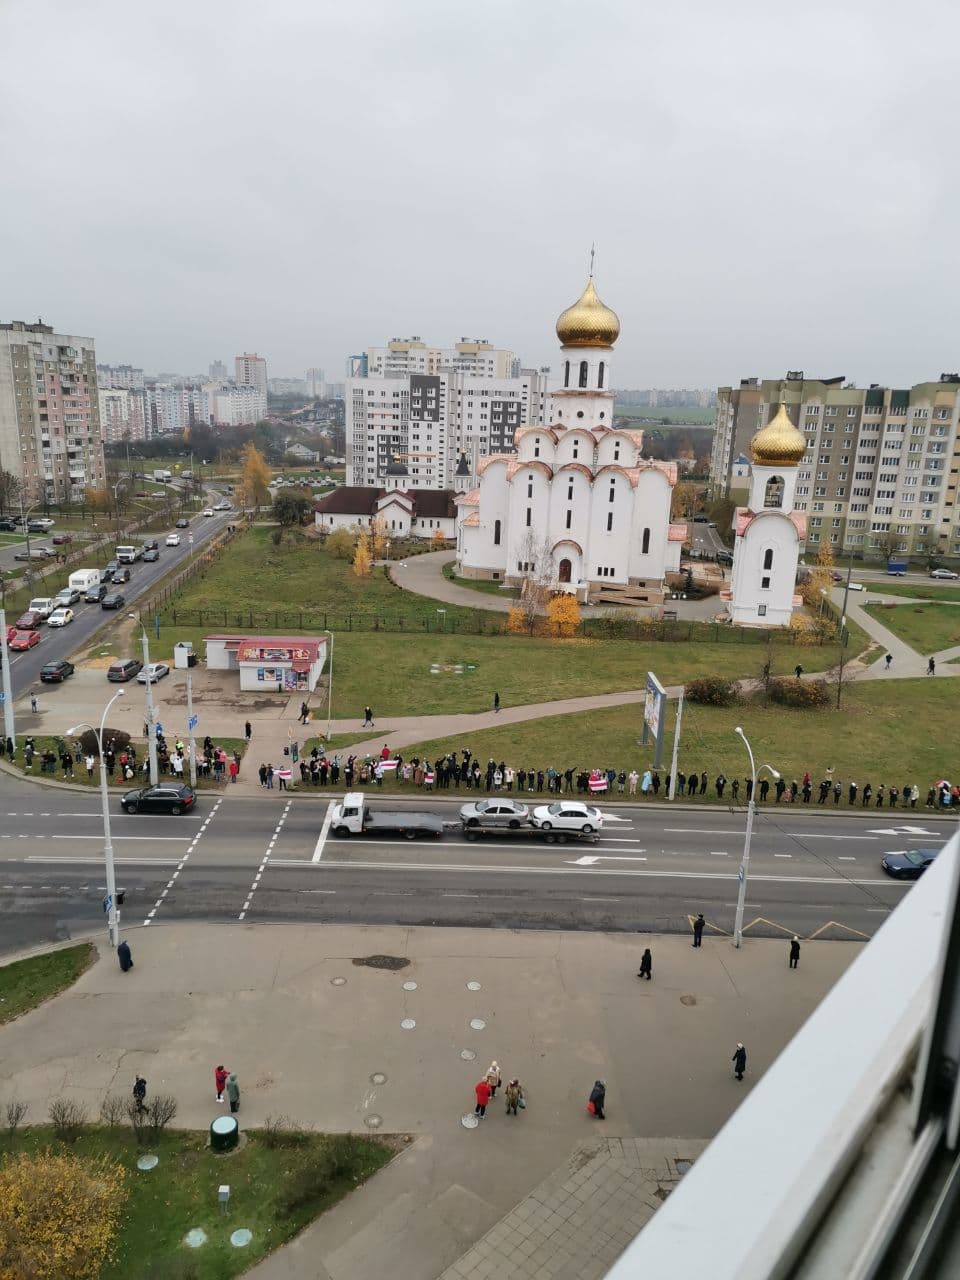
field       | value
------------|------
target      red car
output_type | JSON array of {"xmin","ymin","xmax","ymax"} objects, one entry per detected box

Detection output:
[
  {"xmin": 51, "ymin": 532, "xmax": 73, "ymax": 545},
  {"xmin": 15, "ymin": 610, "xmax": 43, "ymax": 630},
  {"xmin": 9, "ymin": 629, "xmax": 40, "ymax": 651}
]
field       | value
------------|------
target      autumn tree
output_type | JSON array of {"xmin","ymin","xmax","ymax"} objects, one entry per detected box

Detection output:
[
  {"xmin": 0, "ymin": 1150, "xmax": 127, "ymax": 1279},
  {"xmin": 240, "ymin": 442, "xmax": 272, "ymax": 511},
  {"xmin": 273, "ymin": 489, "xmax": 313, "ymax": 527},
  {"xmin": 431, "ymin": 528, "xmax": 446, "ymax": 549},
  {"xmin": 800, "ymin": 540, "xmax": 835, "ymax": 607},
  {"xmin": 547, "ymin": 592, "xmax": 581, "ymax": 637},
  {"xmin": 325, "ymin": 527, "xmax": 356, "ymax": 559},
  {"xmin": 353, "ymin": 531, "xmax": 372, "ymax": 577},
  {"xmin": 671, "ymin": 481, "xmax": 700, "ymax": 521},
  {"xmin": 369, "ymin": 514, "xmax": 390, "ymax": 559},
  {"xmin": 0, "ymin": 469, "xmax": 21, "ymax": 515}
]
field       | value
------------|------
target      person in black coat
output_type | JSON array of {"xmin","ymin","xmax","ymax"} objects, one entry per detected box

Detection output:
[
  {"xmin": 117, "ymin": 941, "xmax": 133, "ymax": 971},
  {"xmin": 692, "ymin": 913, "xmax": 705, "ymax": 947},
  {"xmin": 637, "ymin": 949, "xmax": 652, "ymax": 981},
  {"xmin": 732, "ymin": 1043, "xmax": 747, "ymax": 1080},
  {"xmin": 589, "ymin": 1079, "xmax": 606, "ymax": 1119},
  {"xmin": 789, "ymin": 937, "xmax": 800, "ymax": 969}
]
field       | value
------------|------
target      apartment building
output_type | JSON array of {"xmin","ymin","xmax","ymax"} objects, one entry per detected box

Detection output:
[
  {"xmin": 0, "ymin": 321, "xmax": 106, "ymax": 503},
  {"xmin": 346, "ymin": 358, "xmax": 548, "ymax": 489},
  {"xmin": 235, "ymin": 351, "xmax": 268, "ymax": 412},
  {"xmin": 711, "ymin": 373, "xmax": 960, "ymax": 560},
  {"xmin": 98, "ymin": 386, "xmax": 149, "ymax": 443},
  {"xmin": 364, "ymin": 338, "xmax": 519, "ymax": 380},
  {"xmin": 96, "ymin": 363, "xmax": 145, "ymax": 391}
]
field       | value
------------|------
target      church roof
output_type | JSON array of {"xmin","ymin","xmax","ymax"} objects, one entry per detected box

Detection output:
[
  {"xmin": 556, "ymin": 275, "xmax": 620, "ymax": 348},
  {"xmin": 749, "ymin": 404, "xmax": 806, "ymax": 466}
]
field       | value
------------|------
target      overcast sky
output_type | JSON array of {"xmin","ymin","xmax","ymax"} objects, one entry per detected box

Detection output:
[{"xmin": 1, "ymin": 0, "xmax": 957, "ymax": 389}]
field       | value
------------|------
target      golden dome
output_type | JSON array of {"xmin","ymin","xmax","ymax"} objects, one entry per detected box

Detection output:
[
  {"xmin": 749, "ymin": 403, "xmax": 806, "ymax": 466},
  {"xmin": 556, "ymin": 276, "xmax": 620, "ymax": 348}
]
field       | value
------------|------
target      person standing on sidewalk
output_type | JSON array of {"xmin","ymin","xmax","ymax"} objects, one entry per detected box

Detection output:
[
  {"xmin": 133, "ymin": 1075, "xmax": 148, "ymax": 1113},
  {"xmin": 588, "ymin": 1079, "xmax": 606, "ymax": 1119},
  {"xmin": 214, "ymin": 1064, "xmax": 229, "ymax": 1102},
  {"xmin": 265, "ymin": 763, "xmax": 274, "ymax": 790},
  {"xmin": 363, "ymin": 705, "xmax": 374, "ymax": 727},
  {"xmin": 277, "ymin": 764, "xmax": 291, "ymax": 790},
  {"xmin": 485, "ymin": 1060, "xmax": 502, "ymax": 1098},
  {"xmin": 474, "ymin": 1077, "xmax": 492, "ymax": 1119},
  {"xmin": 30, "ymin": 693, "xmax": 38, "ymax": 713},
  {"xmin": 229, "ymin": 758, "xmax": 239, "ymax": 783},
  {"xmin": 504, "ymin": 1079, "xmax": 525, "ymax": 1115},
  {"xmin": 692, "ymin": 913, "xmax": 705, "ymax": 947},
  {"xmin": 226, "ymin": 1072, "xmax": 240, "ymax": 1113},
  {"xmin": 928, "ymin": 657, "xmax": 936, "ymax": 675},
  {"xmin": 637, "ymin": 948, "xmax": 652, "ymax": 980},
  {"xmin": 732, "ymin": 1043, "xmax": 747, "ymax": 1081},
  {"xmin": 245, "ymin": 721, "xmax": 252, "ymax": 742},
  {"xmin": 493, "ymin": 691, "xmax": 500, "ymax": 713},
  {"xmin": 789, "ymin": 937, "xmax": 801, "ymax": 969}
]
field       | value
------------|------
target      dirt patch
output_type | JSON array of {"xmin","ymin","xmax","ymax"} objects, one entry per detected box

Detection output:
[
  {"xmin": 679, "ymin": 994, "xmax": 697, "ymax": 1006},
  {"xmin": 352, "ymin": 955, "xmax": 410, "ymax": 971}
]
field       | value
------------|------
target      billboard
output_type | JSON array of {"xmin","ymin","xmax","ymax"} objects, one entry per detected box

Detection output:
[{"xmin": 641, "ymin": 671, "xmax": 667, "ymax": 767}]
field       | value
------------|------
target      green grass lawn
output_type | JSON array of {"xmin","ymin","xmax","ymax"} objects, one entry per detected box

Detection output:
[
  {"xmin": 15, "ymin": 736, "xmax": 248, "ymax": 789},
  {"xmin": 0, "ymin": 1125, "xmax": 393, "ymax": 1279},
  {"xmin": 358, "ymin": 678, "xmax": 959, "ymax": 797},
  {"xmin": 441, "ymin": 559, "xmax": 519, "ymax": 599},
  {"xmin": 0, "ymin": 943, "xmax": 96, "ymax": 1025},
  {"xmin": 866, "ymin": 580, "xmax": 960, "ymax": 603},
  {"xmin": 865, "ymin": 602, "xmax": 960, "ymax": 653}
]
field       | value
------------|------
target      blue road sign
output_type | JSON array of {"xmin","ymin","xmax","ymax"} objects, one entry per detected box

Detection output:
[
  {"xmin": 188, "ymin": 715, "xmax": 198, "ymax": 731},
  {"xmin": 0, "ymin": 691, "xmax": 5, "ymax": 704},
  {"xmin": 155, "ymin": 723, "xmax": 163, "ymax": 736},
  {"xmin": 102, "ymin": 894, "xmax": 112, "ymax": 915}
]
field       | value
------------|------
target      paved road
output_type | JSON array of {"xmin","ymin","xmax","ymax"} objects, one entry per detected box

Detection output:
[
  {"xmin": 3, "ymin": 501, "xmax": 232, "ymax": 701},
  {"xmin": 1, "ymin": 782, "xmax": 949, "ymax": 955}
]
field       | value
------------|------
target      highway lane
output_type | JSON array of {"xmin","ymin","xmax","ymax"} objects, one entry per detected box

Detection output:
[
  {"xmin": 4, "ymin": 500, "xmax": 232, "ymax": 701},
  {"xmin": 0, "ymin": 789, "xmax": 948, "ymax": 953}
]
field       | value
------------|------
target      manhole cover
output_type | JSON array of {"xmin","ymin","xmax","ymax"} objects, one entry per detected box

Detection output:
[
  {"xmin": 402, "ymin": 980, "xmax": 418, "ymax": 991},
  {"xmin": 364, "ymin": 1113, "xmax": 383, "ymax": 1128},
  {"xmin": 230, "ymin": 1228, "xmax": 253, "ymax": 1248},
  {"xmin": 470, "ymin": 1018, "xmax": 486, "ymax": 1031},
  {"xmin": 370, "ymin": 1072, "xmax": 387, "ymax": 1085},
  {"xmin": 466, "ymin": 981, "xmax": 482, "ymax": 991},
  {"xmin": 353, "ymin": 954, "xmax": 410, "ymax": 971},
  {"xmin": 676, "ymin": 1160, "xmax": 694, "ymax": 1174},
  {"xmin": 137, "ymin": 1154, "xmax": 159, "ymax": 1171},
  {"xmin": 331, "ymin": 977, "xmax": 347, "ymax": 986},
  {"xmin": 460, "ymin": 1049, "xmax": 477, "ymax": 1061},
  {"xmin": 400, "ymin": 1018, "xmax": 416, "ymax": 1030},
  {"xmin": 461, "ymin": 1113, "xmax": 480, "ymax": 1129},
  {"xmin": 680, "ymin": 994, "xmax": 697, "ymax": 1006},
  {"xmin": 184, "ymin": 1228, "xmax": 207, "ymax": 1249}
]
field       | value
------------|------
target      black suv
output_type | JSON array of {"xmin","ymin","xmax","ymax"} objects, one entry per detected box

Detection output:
[
  {"xmin": 40, "ymin": 659, "xmax": 75, "ymax": 683},
  {"xmin": 0, "ymin": 516, "xmax": 16, "ymax": 532},
  {"xmin": 112, "ymin": 567, "xmax": 131, "ymax": 584},
  {"xmin": 85, "ymin": 583, "xmax": 108, "ymax": 603},
  {"xmin": 101, "ymin": 592, "xmax": 126, "ymax": 611},
  {"xmin": 121, "ymin": 783, "xmax": 197, "ymax": 815},
  {"xmin": 107, "ymin": 657, "xmax": 141, "ymax": 681}
]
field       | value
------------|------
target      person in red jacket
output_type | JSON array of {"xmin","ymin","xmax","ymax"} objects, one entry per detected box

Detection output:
[
  {"xmin": 215, "ymin": 1064, "xmax": 229, "ymax": 1103},
  {"xmin": 474, "ymin": 1078, "xmax": 492, "ymax": 1119}
]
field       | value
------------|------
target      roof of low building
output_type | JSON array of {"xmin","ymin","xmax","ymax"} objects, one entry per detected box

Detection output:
[{"xmin": 313, "ymin": 486, "xmax": 457, "ymax": 520}]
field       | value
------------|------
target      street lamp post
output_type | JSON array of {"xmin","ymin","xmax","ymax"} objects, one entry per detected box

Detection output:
[
  {"xmin": 69, "ymin": 689, "xmax": 124, "ymax": 949},
  {"xmin": 322, "ymin": 630, "xmax": 334, "ymax": 741},
  {"xmin": 129, "ymin": 615, "xmax": 159, "ymax": 785},
  {"xmin": 732, "ymin": 725, "xmax": 780, "ymax": 949},
  {"xmin": 436, "ymin": 608, "xmax": 446, "ymax": 633}
]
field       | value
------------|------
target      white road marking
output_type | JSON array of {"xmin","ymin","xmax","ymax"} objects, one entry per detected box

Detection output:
[
  {"xmin": 774, "ymin": 853, "xmax": 792, "ymax": 859},
  {"xmin": 837, "ymin": 856, "xmax": 857, "ymax": 861},
  {"xmin": 143, "ymin": 797, "xmax": 224, "ymax": 926},
  {"xmin": 50, "ymin": 834, "xmax": 191, "ymax": 842},
  {"xmin": 787, "ymin": 833, "xmax": 877, "ymax": 841},
  {"xmin": 710, "ymin": 851, "xmax": 728, "ymax": 856},
  {"xmin": 23, "ymin": 856, "xmax": 180, "ymax": 865},
  {"xmin": 568, "ymin": 854, "xmax": 647, "ymax": 865},
  {"xmin": 237, "ymin": 799, "xmax": 292, "ymax": 920},
  {"xmin": 312, "ymin": 801, "xmax": 334, "ymax": 862}
]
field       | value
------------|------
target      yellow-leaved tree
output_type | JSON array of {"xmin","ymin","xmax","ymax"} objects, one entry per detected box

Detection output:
[
  {"xmin": 0, "ymin": 1150, "xmax": 127, "ymax": 1280},
  {"xmin": 431, "ymin": 528, "xmax": 446, "ymax": 550},
  {"xmin": 369, "ymin": 515, "xmax": 390, "ymax": 559},
  {"xmin": 547, "ymin": 593, "xmax": 581, "ymax": 637},
  {"xmin": 800, "ymin": 540, "xmax": 835, "ymax": 607},
  {"xmin": 240, "ymin": 442, "xmax": 272, "ymax": 512},
  {"xmin": 353, "ymin": 531, "xmax": 372, "ymax": 577}
]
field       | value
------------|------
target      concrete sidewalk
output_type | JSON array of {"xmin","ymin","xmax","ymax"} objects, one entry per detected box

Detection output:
[{"xmin": 0, "ymin": 922, "xmax": 857, "ymax": 1279}]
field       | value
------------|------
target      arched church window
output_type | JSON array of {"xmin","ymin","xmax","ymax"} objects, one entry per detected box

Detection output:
[
  {"xmin": 598, "ymin": 361, "xmax": 605, "ymax": 389},
  {"xmin": 763, "ymin": 475, "xmax": 785, "ymax": 508},
  {"xmin": 564, "ymin": 360, "xmax": 570, "ymax": 388},
  {"xmin": 579, "ymin": 361, "xmax": 588, "ymax": 388},
  {"xmin": 494, "ymin": 519, "xmax": 501, "ymax": 545},
  {"xmin": 642, "ymin": 527, "xmax": 650, "ymax": 554},
  {"xmin": 763, "ymin": 548, "xmax": 774, "ymax": 571}
]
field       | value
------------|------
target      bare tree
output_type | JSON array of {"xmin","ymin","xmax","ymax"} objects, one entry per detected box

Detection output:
[{"xmin": 514, "ymin": 531, "xmax": 555, "ymax": 630}]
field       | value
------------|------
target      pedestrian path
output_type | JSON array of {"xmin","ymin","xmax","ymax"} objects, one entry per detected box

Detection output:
[{"xmin": 832, "ymin": 586, "xmax": 960, "ymax": 681}]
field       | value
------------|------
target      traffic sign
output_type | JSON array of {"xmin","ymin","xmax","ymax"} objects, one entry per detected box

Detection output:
[
  {"xmin": 188, "ymin": 714, "xmax": 198, "ymax": 731},
  {"xmin": 0, "ymin": 692, "xmax": 5, "ymax": 704},
  {"xmin": 155, "ymin": 723, "xmax": 163, "ymax": 736},
  {"xmin": 102, "ymin": 894, "xmax": 112, "ymax": 915}
]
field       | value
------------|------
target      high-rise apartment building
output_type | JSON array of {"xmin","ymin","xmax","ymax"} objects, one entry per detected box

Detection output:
[
  {"xmin": 96, "ymin": 363, "xmax": 145, "ymax": 391},
  {"xmin": 209, "ymin": 360, "xmax": 228, "ymax": 381},
  {"xmin": 346, "ymin": 337, "xmax": 548, "ymax": 489},
  {"xmin": 233, "ymin": 353, "xmax": 267, "ymax": 420},
  {"xmin": 99, "ymin": 386, "xmax": 149, "ymax": 443},
  {"xmin": 0, "ymin": 321, "xmax": 106, "ymax": 503},
  {"xmin": 710, "ymin": 372, "xmax": 960, "ymax": 560}
]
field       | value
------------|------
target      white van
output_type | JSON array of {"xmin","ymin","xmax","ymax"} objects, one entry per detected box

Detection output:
[
  {"xmin": 116, "ymin": 545, "xmax": 140, "ymax": 564},
  {"xmin": 28, "ymin": 597, "xmax": 55, "ymax": 619}
]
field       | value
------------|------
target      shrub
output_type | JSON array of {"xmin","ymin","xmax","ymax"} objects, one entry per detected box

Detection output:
[
  {"xmin": 546, "ymin": 593, "xmax": 580, "ymax": 638},
  {"xmin": 768, "ymin": 678, "xmax": 830, "ymax": 708},
  {"xmin": 262, "ymin": 1113, "xmax": 311, "ymax": 1149},
  {"xmin": 99, "ymin": 1095, "xmax": 127, "ymax": 1127},
  {"xmin": 126, "ymin": 1100, "xmax": 149, "ymax": 1145},
  {"xmin": 686, "ymin": 676, "xmax": 738, "ymax": 706},
  {"xmin": 148, "ymin": 1094, "xmax": 177, "ymax": 1134},
  {"xmin": 48, "ymin": 1097, "xmax": 88, "ymax": 1141},
  {"xmin": 5, "ymin": 1100, "xmax": 27, "ymax": 1136},
  {"xmin": 506, "ymin": 607, "xmax": 529, "ymax": 635}
]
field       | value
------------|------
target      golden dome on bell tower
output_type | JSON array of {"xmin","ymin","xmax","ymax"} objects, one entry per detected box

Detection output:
[
  {"xmin": 556, "ymin": 275, "xmax": 620, "ymax": 349},
  {"xmin": 749, "ymin": 403, "xmax": 806, "ymax": 466}
]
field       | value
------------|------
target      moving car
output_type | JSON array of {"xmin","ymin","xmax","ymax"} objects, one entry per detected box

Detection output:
[
  {"xmin": 930, "ymin": 568, "xmax": 959, "ymax": 580},
  {"xmin": 213, "ymin": 500, "xmax": 231, "ymax": 511},
  {"xmin": 881, "ymin": 847, "xmax": 941, "ymax": 880},
  {"xmin": 121, "ymin": 783, "xmax": 197, "ymax": 815},
  {"xmin": 107, "ymin": 657, "xmax": 142, "ymax": 682},
  {"xmin": 459, "ymin": 798, "xmax": 530, "ymax": 828},
  {"xmin": 28, "ymin": 597, "xmax": 55, "ymax": 619},
  {"xmin": 165, "ymin": 533, "xmax": 181, "ymax": 546},
  {"xmin": 54, "ymin": 587, "xmax": 81, "ymax": 607},
  {"xmin": 175, "ymin": 517, "xmax": 189, "ymax": 528},
  {"xmin": 8, "ymin": 629, "xmax": 40, "ymax": 651},
  {"xmin": 142, "ymin": 547, "xmax": 160, "ymax": 561},
  {"xmin": 329, "ymin": 793, "xmax": 443, "ymax": 840},
  {"xmin": 103, "ymin": 559, "xmax": 119, "ymax": 576},
  {"xmin": 202, "ymin": 508, "xmax": 214, "ymax": 517},
  {"xmin": 136, "ymin": 662, "xmax": 170, "ymax": 684},
  {"xmin": 111, "ymin": 567, "xmax": 131, "ymax": 584},
  {"xmin": 15, "ymin": 609, "xmax": 43, "ymax": 630},
  {"xmin": 46, "ymin": 607, "xmax": 74, "ymax": 627},
  {"xmin": 51, "ymin": 532, "xmax": 73, "ymax": 545},
  {"xmin": 84, "ymin": 583, "xmax": 108, "ymax": 603},
  {"xmin": 101, "ymin": 591, "xmax": 126, "ymax": 610},
  {"xmin": 142, "ymin": 539, "xmax": 159, "ymax": 551},
  {"xmin": 530, "ymin": 801, "xmax": 603, "ymax": 833},
  {"xmin": 40, "ymin": 659, "xmax": 74, "ymax": 683}
]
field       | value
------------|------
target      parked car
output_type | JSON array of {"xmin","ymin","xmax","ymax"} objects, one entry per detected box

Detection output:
[
  {"xmin": 84, "ymin": 583, "xmax": 108, "ymax": 603},
  {"xmin": 101, "ymin": 592, "xmax": 126, "ymax": 610},
  {"xmin": 51, "ymin": 532, "xmax": 73, "ymax": 545},
  {"xmin": 107, "ymin": 657, "xmax": 142, "ymax": 681},
  {"xmin": 459, "ymin": 798, "xmax": 530, "ymax": 828},
  {"xmin": 54, "ymin": 587, "xmax": 81, "ymax": 607},
  {"xmin": 692, "ymin": 514, "xmax": 708, "ymax": 523},
  {"xmin": 881, "ymin": 847, "xmax": 941, "ymax": 880},
  {"xmin": 14, "ymin": 548, "xmax": 53, "ymax": 561},
  {"xmin": 40, "ymin": 659, "xmax": 75, "ymax": 683},
  {"xmin": 0, "ymin": 516, "xmax": 16, "ymax": 532},
  {"xmin": 165, "ymin": 533, "xmax": 181, "ymax": 546},
  {"xmin": 717, "ymin": 550, "xmax": 733, "ymax": 566},
  {"xmin": 930, "ymin": 568, "xmax": 959, "ymax": 580},
  {"xmin": 26, "ymin": 517, "xmax": 54, "ymax": 531},
  {"xmin": 8, "ymin": 629, "xmax": 40, "ymax": 651},
  {"xmin": 175, "ymin": 518, "xmax": 189, "ymax": 528},
  {"xmin": 46, "ymin": 607, "xmax": 74, "ymax": 628},
  {"xmin": 136, "ymin": 662, "xmax": 170, "ymax": 684},
  {"xmin": 121, "ymin": 783, "xmax": 197, "ymax": 815},
  {"xmin": 111, "ymin": 567, "xmax": 131, "ymax": 584},
  {"xmin": 14, "ymin": 609, "xmax": 43, "ymax": 630},
  {"xmin": 530, "ymin": 801, "xmax": 603, "ymax": 833}
]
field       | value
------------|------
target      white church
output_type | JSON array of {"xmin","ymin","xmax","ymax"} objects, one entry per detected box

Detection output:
[
  {"xmin": 722, "ymin": 403, "xmax": 807, "ymax": 627},
  {"xmin": 455, "ymin": 273, "xmax": 686, "ymax": 606}
]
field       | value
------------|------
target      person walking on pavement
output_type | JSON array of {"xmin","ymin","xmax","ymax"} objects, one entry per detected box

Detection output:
[
  {"xmin": 637, "ymin": 948, "xmax": 652, "ymax": 980},
  {"xmin": 133, "ymin": 1075, "xmax": 148, "ymax": 1113},
  {"xmin": 504, "ymin": 1078, "xmax": 525, "ymax": 1115},
  {"xmin": 226, "ymin": 1072, "xmax": 240, "ymax": 1113},
  {"xmin": 363, "ymin": 705, "xmax": 374, "ymax": 727},
  {"xmin": 928, "ymin": 656, "xmax": 936, "ymax": 676},
  {"xmin": 789, "ymin": 937, "xmax": 801, "ymax": 969},
  {"xmin": 30, "ymin": 693, "xmax": 38, "ymax": 713},
  {"xmin": 299, "ymin": 701, "xmax": 310, "ymax": 725},
  {"xmin": 732, "ymin": 1044, "xmax": 747, "ymax": 1081},
  {"xmin": 485, "ymin": 1060, "xmax": 502, "ymax": 1098},
  {"xmin": 474, "ymin": 1077, "xmax": 492, "ymax": 1119},
  {"xmin": 244, "ymin": 720, "xmax": 252, "ymax": 742},
  {"xmin": 692, "ymin": 913, "xmax": 705, "ymax": 947},
  {"xmin": 588, "ymin": 1079, "xmax": 606, "ymax": 1119},
  {"xmin": 795, "ymin": 664, "xmax": 803, "ymax": 680},
  {"xmin": 493, "ymin": 691, "xmax": 500, "ymax": 713},
  {"xmin": 885, "ymin": 653, "xmax": 893, "ymax": 670},
  {"xmin": 215, "ymin": 1064, "xmax": 229, "ymax": 1102}
]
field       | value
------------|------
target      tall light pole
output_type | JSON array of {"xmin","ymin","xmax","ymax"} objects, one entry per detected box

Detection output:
[
  {"xmin": 69, "ymin": 688, "xmax": 124, "ymax": 949},
  {"xmin": 0, "ymin": 612, "xmax": 14, "ymax": 750},
  {"xmin": 322, "ymin": 630, "xmax": 334, "ymax": 741},
  {"xmin": 732, "ymin": 725, "xmax": 780, "ymax": 949},
  {"xmin": 129, "ymin": 614, "xmax": 158, "ymax": 785}
]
